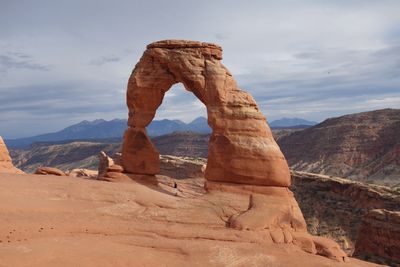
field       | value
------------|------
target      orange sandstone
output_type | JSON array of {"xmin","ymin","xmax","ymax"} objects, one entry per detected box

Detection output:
[
  {"xmin": 121, "ymin": 40, "xmax": 290, "ymax": 187},
  {"xmin": 119, "ymin": 40, "xmax": 351, "ymax": 263},
  {"xmin": 0, "ymin": 136, "xmax": 24, "ymax": 174}
]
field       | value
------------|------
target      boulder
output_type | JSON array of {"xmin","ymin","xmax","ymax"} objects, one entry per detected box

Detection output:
[
  {"xmin": 35, "ymin": 167, "xmax": 66, "ymax": 176},
  {"xmin": 106, "ymin": 164, "xmax": 124, "ymax": 173},
  {"xmin": 68, "ymin": 168, "xmax": 98, "ymax": 178},
  {"xmin": 97, "ymin": 151, "xmax": 115, "ymax": 179}
]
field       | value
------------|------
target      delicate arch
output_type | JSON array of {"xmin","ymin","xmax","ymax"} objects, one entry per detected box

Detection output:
[{"xmin": 122, "ymin": 40, "xmax": 290, "ymax": 187}]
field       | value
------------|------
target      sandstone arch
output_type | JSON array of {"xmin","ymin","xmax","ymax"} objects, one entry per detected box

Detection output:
[{"xmin": 121, "ymin": 40, "xmax": 290, "ymax": 187}]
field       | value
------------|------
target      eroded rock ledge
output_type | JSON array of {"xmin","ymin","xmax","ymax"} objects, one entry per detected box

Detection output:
[
  {"xmin": 291, "ymin": 170, "xmax": 400, "ymax": 266},
  {"xmin": 355, "ymin": 209, "xmax": 400, "ymax": 265}
]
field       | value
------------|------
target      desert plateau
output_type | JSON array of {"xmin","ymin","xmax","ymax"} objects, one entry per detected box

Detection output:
[{"xmin": 1, "ymin": 1, "xmax": 399, "ymax": 267}]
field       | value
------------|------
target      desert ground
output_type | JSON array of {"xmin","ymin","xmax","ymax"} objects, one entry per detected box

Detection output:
[{"xmin": 0, "ymin": 173, "xmax": 383, "ymax": 267}]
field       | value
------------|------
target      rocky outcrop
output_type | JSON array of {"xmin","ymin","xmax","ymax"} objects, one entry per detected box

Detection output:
[
  {"xmin": 119, "ymin": 40, "xmax": 351, "ymax": 263},
  {"xmin": 153, "ymin": 132, "xmax": 209, "ymax": 158},
  {"xmin": 68, "ymin": 168, "xmax": 98, "ymax": 178},
  {"xmin": 290, "ymin": 170, "xmax": 400, "ymax": 265},
  {"xmin": 279, "ymin": 109, "xmax": 400, "ymax": 186},
  {"xmin": 10, "ymin": 141, "xmax": 121, "ymax": 173},
  {"xmin": 97, "ymin": 151, "xmax": 115, "ymax": 179},
  {"xmin": 354, "ymin": 209, "xmax": 400, "ymax": 266},
  {"xmin": 35, "ymin": 167, "xmax": 66, "ymax": 176},
  {"xmin": 121, "ymin": 39, "xmax": 290, "ymax": 187},
  {"xmin": 0, "ymin": 136, "xmax": 24, "ymax": 174},
  {"xmin": 9, "ymin": 133, "xmax": 210, "ymax": 173},
  {"xmin": 159, "ymin": 155, "xmax": 206, "ymax": 179}
]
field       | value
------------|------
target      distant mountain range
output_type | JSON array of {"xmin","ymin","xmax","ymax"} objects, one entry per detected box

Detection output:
[
  {"xmin": 269, "ymin": 118, "xmax": 317, "ymax": 128},
  {"xmin": 8, "ymin": 108, "xmax": 399, "ymax": 187},
  {"xmin": 278, "ymin": 108, "xmax": 400, "ymax": 186},
  {"xmin": 5, "ymin": 116, "xmax": 315, "ymax": 149},
  {"xmin": 5, "ymin": 117, "xmax": 211, "ymax": 149},
  {"xmin": 10, "ymin": 132, "xmax": 210, "ymax": 172}
]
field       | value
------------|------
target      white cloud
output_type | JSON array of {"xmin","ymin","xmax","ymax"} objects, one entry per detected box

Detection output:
[{"xmin": 0, "ymin": 0, "xmax": 399, "ymax": 138}]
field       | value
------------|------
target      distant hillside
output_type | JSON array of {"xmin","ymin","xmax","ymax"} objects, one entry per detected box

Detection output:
[
  {"xmin": 153, "ymin": 131, "xmax": 209, "ymax": 158},
  {"xmin": 6, "ymin": 119, "xmax": 126, "ymax": 149},
  {"xmin": 9, "ymin": 109, "xmax": 400, "ymax": 187},
  {"xmin": 269, "ymin": 117, "xmax": 317, "ymax": 128},
  {"xmin": 278, "ymin": 109, "xmax": 400, "ymax": 186},
  {"xmin": 6, "ymin": 116, "xmax": 316, "ymax": 149},
  {"xmin": 6, "ymin": 117, "xmax": 211, "ymax": 149},
  {"xmin": 10, "ymin": 132, "xmax": 210, "ymax": 172},
  {"xmin": 147, "ymin": 119, "xmax": 186, "ymax": 136},
  {"xmin": 10, "ymin": 141, "xmax": 121, "ymax": 172}
]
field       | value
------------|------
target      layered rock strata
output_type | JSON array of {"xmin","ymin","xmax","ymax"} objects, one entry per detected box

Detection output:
[
  {"xmin": 354, "ymin": 209, "xmax": 400, "ymax": 266},
  {"xmin": 278, "ymin": 109, "xmax": 400, "ymax": 186},
  {"xmin": 291, "ymin": 170, "xmax": 400, "ymax": 265}
]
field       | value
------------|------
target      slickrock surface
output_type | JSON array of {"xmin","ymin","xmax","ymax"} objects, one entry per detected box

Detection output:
[
  {"xmin": 291, "ymin": 170, "xmax": 400, "ymax": 265},
  {"xmin": 0, "ymin": 173, "xmax": 382, "ymax": 267},
  {"xmin": 279, "ymin": 109, "xmax": 400, "ymax": 186},
  {"xmin": 0, "ymin": 136, "xmax": 24, "ymax": 174},
  {"xmin": 355, "ymin": 209, "xmax": 400, "ymax": 266},
  {"xmin": 122, "ymin": 39, "xmax": 290, "ymax": 186}
]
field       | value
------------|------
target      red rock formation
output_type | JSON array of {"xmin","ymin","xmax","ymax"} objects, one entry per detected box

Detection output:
[
  {"xmin": 159, "ymin": 155, "xmax": 206, "ymax": 179},
  {"xmin": 119, "ymin": 40, "xmax": 351, "ymax": 262},
  {"xmin": 121, "ymin": 40, "xmax": 290, "ymax": 187},
  {"xmin": 290, "ymin": 170, "xmax": 400, "ymax": 260},
  {"xmin": 354, "ymin": 209, "xmax": 400, "ymax": 265},
  {"xmin": 68, "ymin": 168, "xmax": 98, "ymax": 178},
  {"xmin": 35, "ymin": 167, "xmax": 66, "ymax": 176},
  {"xmin": 278, "ymin": 109, "xmax": 400, "ymax": 186},
  {"xmin": 0, "ymin": 136, "xmax": 24, "ymax": 174},
  {"xmin": 97, "ymin": 151, "xmax": 115, "ymax": 179}
]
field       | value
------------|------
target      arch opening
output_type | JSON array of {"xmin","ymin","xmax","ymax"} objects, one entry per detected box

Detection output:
[{"xmin": 154, "ymin": 83, "xmax": 208, "ymax": 126}]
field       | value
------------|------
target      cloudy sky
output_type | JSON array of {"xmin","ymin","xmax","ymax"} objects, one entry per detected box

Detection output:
[{"xmin": 0, "ymin": 0, "xmax": 399, "ymax": 138}]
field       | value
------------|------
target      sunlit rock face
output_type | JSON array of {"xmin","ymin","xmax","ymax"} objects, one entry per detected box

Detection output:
[
  {"xmin": 119, "ymin": 40, "xmax": 353, "ymax": 263},
  {"xmin": 121, "ymin": 40, "xmax": 290, "ymax": 187},
  {"xmin": 0, "ymin": 136, "xmax": 24, "ymax": 174}
]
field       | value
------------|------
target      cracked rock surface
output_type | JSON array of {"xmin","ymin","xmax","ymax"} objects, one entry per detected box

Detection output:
[{"xmin": 0, "ymin": 173, "xmax": 383, "ymax": 267}]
